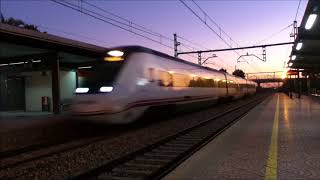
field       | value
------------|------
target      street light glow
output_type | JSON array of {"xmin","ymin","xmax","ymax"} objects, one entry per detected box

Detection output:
[{"xmin": 305, "ymin": 14, "xmax": 317, "ymax": 30}]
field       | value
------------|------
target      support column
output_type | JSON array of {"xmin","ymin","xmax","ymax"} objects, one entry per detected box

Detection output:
[
  {"xmin": 307, "ymin": 75, "xmax": 311, "ymax": 96},
  {"xmin": 297, "ymin": 70, "xmax": 301, "ymax": 98},
  {"xmin": 51, "ymin": 54, "xmax": 61, "ymax": 114}
]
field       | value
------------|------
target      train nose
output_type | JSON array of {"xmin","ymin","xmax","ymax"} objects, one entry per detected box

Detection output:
[
  {"xmin": 71, "ymin": 100, "xmax": 103, "ymax": 113},
  {"xmin": 71, "ymin": 98, "xmax": 122, "ymax": 115}
]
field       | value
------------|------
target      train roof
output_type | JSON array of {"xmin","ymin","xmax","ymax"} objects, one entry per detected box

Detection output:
[{"xmin": 108, "ymin": 45, "xmax": 250, "ymax": 81}]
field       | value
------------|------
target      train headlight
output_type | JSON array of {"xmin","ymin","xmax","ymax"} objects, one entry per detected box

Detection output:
[
  {"xmin": 75, "ymin": 88, "xmax": 89, "ymax": 93},
  {"xmin": 105, "ymin": 50, "xmax": 125, "ymax": 61},
  {"xmin": 100, "ymin": 86, "xmax": 113, "ymax": 93},
  {"xmin": 107, "ymin": 50, "xmax": 124, "ymax": 57}
]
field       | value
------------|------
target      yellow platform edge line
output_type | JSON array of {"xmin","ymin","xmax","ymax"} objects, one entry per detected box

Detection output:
[{"xmin": 264, "ymin": 94, "xmax": 280, "ymax": 180}]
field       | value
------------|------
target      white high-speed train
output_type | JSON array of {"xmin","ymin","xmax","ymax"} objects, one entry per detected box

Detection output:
[{"xmin": 71, "ymin": 46, "xmax": 257, "ymax": 124}]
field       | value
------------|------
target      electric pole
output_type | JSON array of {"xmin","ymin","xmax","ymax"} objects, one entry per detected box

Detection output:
[{"xmin": 174, "ymin": 33, "xmax": 180, "ymax": 58}]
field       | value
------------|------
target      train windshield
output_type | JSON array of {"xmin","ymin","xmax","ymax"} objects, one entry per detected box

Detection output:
[{"xmin": 77, "ymin": 61, "xmax": 123, "ymax": 92}]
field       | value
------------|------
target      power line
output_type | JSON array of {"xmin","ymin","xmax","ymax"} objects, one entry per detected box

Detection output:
[
  {"xmin": 51, "ymin": 0, "xmax": 174, "ymax": 49},
  {"xmin": 54, "ymin": 0, "xmax": 205, "ymax": 61},
  {"xmin": 180, "ymin": 0, "xmax": 259, "ymax": 72},
  {"xmin": 37, "ymin": 24, "xmax": 113, "ymax": 47},
  {"xmin": 294, "ymin": 0, "xmax": 302, "ymax": 21},
  {"xmin": 177, "ymin": 35, "xmax": 210, "ymax": 50},
  {"xmin": 79, "ymin": 0, "xmax": 210, "ymax": 56},
  {"xmin": 180, "ymin": 0, "xmax": 233, "ymax": 49},
  {"xmin": 82, "ymin": 0, "xmax": 174, "ymax": 42},
  {"xmin": 191, "ymin": 0, "xmax": 263, "ymax": 72},
  {"xmin": 255, "ymin": 23, "xmax": 293, "ymax": 45},
  {"xmin": 191, "ymin": 0, "xmax": 241, "ymax": 49},
  {"xmin": 178, "ymin": 42, "xmax": 294, "ymax": 55},
  {"xmin": 67, "ymin": 0, "xmax": 172, "ymax": 45}
]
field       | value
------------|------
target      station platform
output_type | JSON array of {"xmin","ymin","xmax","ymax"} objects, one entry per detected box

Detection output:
[{"xmin": 164, "ymin": 93, "xmax": 320, "ymax": 179}]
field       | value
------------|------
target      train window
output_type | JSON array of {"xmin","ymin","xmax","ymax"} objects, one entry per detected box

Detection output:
[
  {"xmin": 172, "ymin": 73, "xmax": 190, "ymax": 87},
  {"xmin": 77, "ymin": 61, "xmax": 123, "ymax": 93},
  {"xmin": 158, "ymin": 70, "xmax": 173, "ymax": 87},
  {"xmin": 218, "ymin": 80, "xmax": 226, "ymax": 88},
  {"xmin": 146, "ymin": 68, "xmax": 155, "ymax": 82}
]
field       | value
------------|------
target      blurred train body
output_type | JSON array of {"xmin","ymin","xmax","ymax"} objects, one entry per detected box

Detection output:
[{"xmin": 71, "ymin": 46, "xmax": 257, "ymax": 124}]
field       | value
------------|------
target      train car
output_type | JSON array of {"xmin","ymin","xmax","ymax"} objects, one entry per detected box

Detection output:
[{"xmin": 71, "ymin": 46, "xmax": 257, "ymax": 124}]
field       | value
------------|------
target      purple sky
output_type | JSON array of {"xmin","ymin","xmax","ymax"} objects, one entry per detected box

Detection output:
[{"xmin": 1, "ymin": 0, "xmax": 307, "ymax": 73}]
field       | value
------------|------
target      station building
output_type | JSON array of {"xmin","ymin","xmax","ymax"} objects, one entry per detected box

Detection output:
[{"xmin": 0, "ymin": 23, "xmax": 107, "ymax": 114}]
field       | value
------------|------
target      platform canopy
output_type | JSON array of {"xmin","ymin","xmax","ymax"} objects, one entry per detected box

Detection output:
[
  {"xmin": 0, "ymin": 23, "xmax": 109, "ymax": 114},
  {"xmin": 289, "ymin": 0, "xmax": 320, "ymax": 73},
  {"xmin": 0, "ymin": 23, "xmax": 107, "ymax": 66}
]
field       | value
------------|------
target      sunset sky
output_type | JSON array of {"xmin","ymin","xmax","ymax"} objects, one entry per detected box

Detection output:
[{"xmin": 1, "ymin": 0, "xmax": 308, "ymax": 74}]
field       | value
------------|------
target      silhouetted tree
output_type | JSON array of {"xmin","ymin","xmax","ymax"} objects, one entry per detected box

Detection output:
[
  {"xmin": 219, "ymin": 68, "xmax": 227, "ymax": 73},
  {"xmin": 1, "ymin": 13, "xmax": 4, "ymax": 23},
  {"xmin": 1, "ymin": 16, "xmax": 39, "ymax": 32},
  {"xmin": 232, "ymin": 69, "xmax": 246, "ymax": 79}
]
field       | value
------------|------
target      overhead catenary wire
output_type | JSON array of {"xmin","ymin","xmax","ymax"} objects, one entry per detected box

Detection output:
[
  {"xmin": 191, "ymin": 0, "xmax": 241, "ymax": 49},
  {"xmin": 37, "ymin": 24, "xmax": 114, "ymax": 47},
  {"xmin": 53, "ymin": 0, "xmax": 206, "ymax": 61},
  {"xmin": 77, "ymin": 0, "xmax": 212, "ymax": 54},
  {"xmin": 52, "ymin": 0, "xmax": 236, "ymax": 70},
  {"xmin": 85, "ymin": 1, "xmax": 207, "ymax": 59},
  {"xmin": 51, "ymin": 0, "xmax": 174, "ymax": 49},
  {"xmin": 294, "ymin": 0, "xmax": 302, "ymax": 21},
  {"xmin": 82, "ymin": 0, "xmax": 174, "ymax": 42},
  {"xmin": 180, "ymin": 0, "xmax": 259, "ymax": 72},
  {"xmin": 255, "ymin": 23, "xmax": 293, "ymax": 45}
]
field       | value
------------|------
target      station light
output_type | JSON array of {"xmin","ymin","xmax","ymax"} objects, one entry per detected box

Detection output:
[
  {"xmin": 291, "ymin": 55, "xmax": 296, "ymax": 60},
  {"xmin": 9, "ymin": 62, "xmax": 25, "ymax": 65},
  {"xmin": 289, "ymin": 62, "xmax": 293, "ymax": 67},
  {"xmin": 305, "ymin": 14, "xmax": 317, "ymax": 30},
  {"xmin": 99, "ymin": 86, "xmax": 113, "ymax": 93},
  {"xmin": 107, "ymin": 50, "xmax": 124, "ymax": 57},
  {"xmin": 0, "ymin": 63, "xmax": 9, "ymax": 67},
  {"xmin": 75, "ymin": 87, "xmax": 89, "ymax": 93},
  {"xmin": 32, "ymin": 60, "xmax": 42, "ymax": 63},
  {"xmin": 78, "ymin": 66, "xmax": 92, "ymax": 69},
  {"xmin": 296, "ymin": 42, "xmax": 303, "ymax": 51}
]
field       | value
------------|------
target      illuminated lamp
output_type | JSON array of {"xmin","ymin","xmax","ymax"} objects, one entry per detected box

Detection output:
[
  {"xmin": 100, "ymin": 86, "xmax": 113, "ymax": 92},
  {"xmin": 305, "ymin": 14, "xmax": 317, "ymax": 30},
  {"xmin": 107, "ymin": 50, "xmax": 124, "ymax": 57},
  {"xmin": 104, "ymin": 56, "xmax": 124, "ymax": 62},
  {"xmin": 296, "ymin": 42, "xmax": 303, "ymax": 51},
  {"xmin": 75, "ymin": 88, "xmax": 89, "ymax": 93}
]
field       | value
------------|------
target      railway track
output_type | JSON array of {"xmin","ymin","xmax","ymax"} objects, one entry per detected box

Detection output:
[
  {"xmin": 0, "ymin": 135, "xmax": 109, "ymax": 170},
  {"xmin": 72, "ymin": 95, "xmax": 268, "ymax": 180}
]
